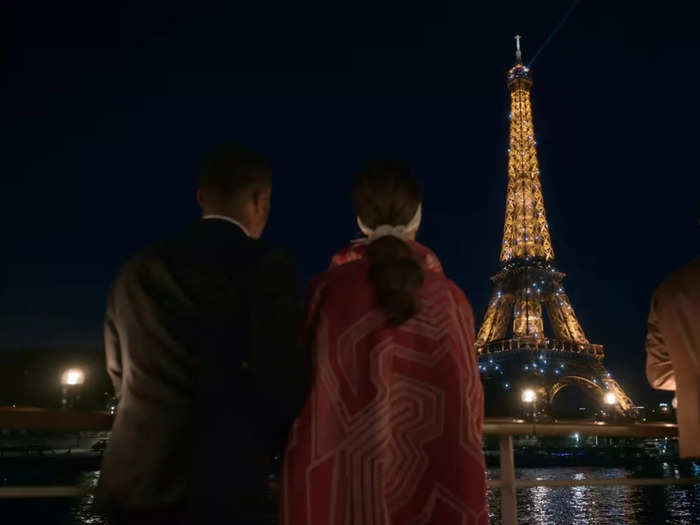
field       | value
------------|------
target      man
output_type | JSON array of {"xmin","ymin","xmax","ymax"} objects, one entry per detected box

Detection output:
[
  {"xmin": 95, "ymin": 145, "xmax": 305, "ymax": 523},
  {"xmin": 646, "ymin": 213, "xmax": 700, "ymax": 458}
]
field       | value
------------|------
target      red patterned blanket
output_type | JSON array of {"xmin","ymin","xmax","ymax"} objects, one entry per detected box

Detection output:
[{"xmin": 282, "ymin": 243, "xmax": 488, "ymax": 525}]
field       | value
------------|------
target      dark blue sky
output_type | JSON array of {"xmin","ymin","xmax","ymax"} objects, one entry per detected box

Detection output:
[{"xmin": 2, "ymin": 2, "xmax": 698, "ymax": 404}]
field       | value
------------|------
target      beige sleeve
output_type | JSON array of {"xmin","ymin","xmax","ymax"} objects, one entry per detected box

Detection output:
[
  {"xmin": 104, "ymin": 283, "xmax": 123, "ymax": 399},
  {"xmin": 645, "ymin": 289, "xmax": 676, "ymax": 391}
]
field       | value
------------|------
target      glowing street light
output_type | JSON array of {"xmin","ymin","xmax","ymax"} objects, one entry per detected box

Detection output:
[
  {"xmin": 61, "ymin": 368, "xmax": 85, "ymax": 409},
  {"xmin": 604, "ymin": 392, "xmax": 617, "ymax": 405},
  {"xmin": 61, "ymin": 369, "xmax": 85, "ymax": 386},
  {"xmin": 521, "ymin": 388, "xmax": 537, "ymax": 404},
  {"xmin": 521, "ymin": 388, "xmax": 538, "ymax": 421}
]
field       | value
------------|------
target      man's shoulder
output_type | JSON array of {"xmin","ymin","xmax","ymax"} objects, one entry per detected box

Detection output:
[
  {"xmin": 143, "ymin": 222, "xmax": 261, "ymax": 262},
  {"xmin": 111, "ymin": 244, "xmax": 162, "ymax": 290},
  {"xmin": 672, "ymin": 256, "xmax": 700, "ymax": 284},
  {"xmin": 110, "ymin": 227, "xmax": 202, "ymax": 284},
  {"xmin": 655, "ymin": 256, "xmax": 700, "ymax": 304},
  {"xmin": 254, "ymin": 242, "xmax": 299, "ymax": 288},
  {"xmin": 112, "ymin": 225, "xmax": 297, "ymax": 290}
]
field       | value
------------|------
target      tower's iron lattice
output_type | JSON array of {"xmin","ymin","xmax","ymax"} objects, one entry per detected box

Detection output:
[{"xmin": 476, "ymin": 39, "xmax": 635, "ymax": 417}]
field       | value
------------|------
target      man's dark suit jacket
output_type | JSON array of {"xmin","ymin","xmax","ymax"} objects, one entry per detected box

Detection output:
[{"xmin": 95, "ymin": 219, "xmax": 304, "ymax": 521}]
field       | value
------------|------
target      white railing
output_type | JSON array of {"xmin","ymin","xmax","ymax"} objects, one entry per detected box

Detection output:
[
  {"xmin": 483, "ymin": 418, "xmax": 693, "ymax": 524},
  {"xmin": 0, "ymin": 409, "xmax": 696, "ymax": 525}
]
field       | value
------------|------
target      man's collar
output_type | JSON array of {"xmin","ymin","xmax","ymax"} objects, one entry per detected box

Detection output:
[{"xmin": 202, "ymin": 215, "xmax": 251, "ymax": 237}]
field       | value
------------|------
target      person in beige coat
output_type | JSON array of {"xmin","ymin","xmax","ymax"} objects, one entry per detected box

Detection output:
[{"xmin": 646, "ymin": 254, "xmax": 700, "ymax": 459}]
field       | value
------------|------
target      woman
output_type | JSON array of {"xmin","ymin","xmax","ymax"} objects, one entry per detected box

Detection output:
[{"xmin": 282, "ymin": 161, "xmax": 488, "ymax": 525}]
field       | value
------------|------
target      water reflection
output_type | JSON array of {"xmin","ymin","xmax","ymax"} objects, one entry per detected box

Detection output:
[
  {"xmin": 488, "ymin": 467, "xmax": 700, "ymax": 525},
  {"xmin": 663, "ymin": 484, "xmax": 695, "ymax": 523},
  {"xmin": 529, "ymin": 484, "xmax": 549, "ymax": 520},
  {"xmin": 71, "ymin": 471, "xmax": 104, "ymax": 525},
  {"xmin": 3, "ymin": 465, "xmax": 699, "ymax": 523},
  {"xmin": 0, "ymin": 470, "xmax": 105, "ymax": 525},
  {"xmin": 570, "ymin": 480, "xmax": 589, "ymax": 523}
]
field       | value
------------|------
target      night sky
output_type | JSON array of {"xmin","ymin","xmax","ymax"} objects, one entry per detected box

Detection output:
[{"xmin": 2, "ymin": 2, "xmax": 698, "ymax": 406}]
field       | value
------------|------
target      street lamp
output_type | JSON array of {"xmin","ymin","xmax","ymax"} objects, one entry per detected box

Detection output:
[
  {"xmin": 603, "ymin": 391, "xmax": 618, "ymax": 427},
  {"xmin": 61, "ymin": 368, "xmax": 85, "ymax": 409},
  {"xmin": 61, "ymin": 368, "xmax": 86, "ymax": 449},
  {"xmin": 521, "ymin": 388, "xmax": 536, "ymax": 404},
  {"xmin": 521, "ymin": 388, "xmax": 537, "ymax": 421}
]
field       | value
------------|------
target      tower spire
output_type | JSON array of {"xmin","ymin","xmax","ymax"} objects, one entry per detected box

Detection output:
[
  {"xmin": 501, "ymin": 50, "xmax": 551, "ymax": 264},
  {"xmin": 515, "ymin": 34, "xmax": 523, "ymax": 64}
]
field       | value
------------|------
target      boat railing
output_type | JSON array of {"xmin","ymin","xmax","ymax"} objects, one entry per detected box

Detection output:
[{"xmin": 0, "ymin": 408, "xmax": 696, "ymax": 525}]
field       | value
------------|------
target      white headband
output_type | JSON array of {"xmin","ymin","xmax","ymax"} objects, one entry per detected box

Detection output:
[{"xmin": 351, "ymin": 203, "xmax": 422, "ymax": 245}]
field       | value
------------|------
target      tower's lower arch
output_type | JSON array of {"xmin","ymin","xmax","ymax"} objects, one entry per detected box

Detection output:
[
  {"xmin": 477, "ymin": 346, "xmax": 636, "ymax": 419},
  {"xmin": 549, "ymin": 376, "xmax": 604, "ymax": 404}
]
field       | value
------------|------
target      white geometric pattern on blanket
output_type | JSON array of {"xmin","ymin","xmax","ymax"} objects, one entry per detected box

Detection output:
[{"xmin": 300, "ymin": 277, "xmax": 484, "ymax": 524}]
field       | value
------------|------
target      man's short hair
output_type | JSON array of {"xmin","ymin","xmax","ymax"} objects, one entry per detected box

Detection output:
[{"xmin": 198, "ymin": 144, "xmax": 271, "ymax": 205}]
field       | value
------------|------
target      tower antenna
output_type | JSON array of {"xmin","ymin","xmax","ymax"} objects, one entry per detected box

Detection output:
[{"xmin": 515, "ymin": 35, "xmax": 523, "ymax": 63}]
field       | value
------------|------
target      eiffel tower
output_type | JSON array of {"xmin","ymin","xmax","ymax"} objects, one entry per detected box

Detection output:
[{"xmin": 476, "ymin": 37, "xmax": 635, "ymax": 418}]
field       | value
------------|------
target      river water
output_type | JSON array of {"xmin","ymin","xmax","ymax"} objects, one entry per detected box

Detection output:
[
  {"xmin": 487, "ymin": 466, "xmax": 700, "ymax": 524},
  {"xmin": 1, "ymin": 466, "xmax": 698, "ymax": 524}
]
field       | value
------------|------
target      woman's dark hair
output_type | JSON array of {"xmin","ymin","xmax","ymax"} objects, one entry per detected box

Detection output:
[{"xmin": 352, "ymin": 160, "xmax": 424, "ymax": 325}]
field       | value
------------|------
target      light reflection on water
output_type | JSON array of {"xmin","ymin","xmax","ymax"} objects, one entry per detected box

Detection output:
[
  {"xmin": 4, "ymin": 466, "xmax": 271, "ymax": 524},
  {"xmin": 71, "ymin": 471, "xmax": 105, "ymax": 525},
  {"xmin": 2, "ymin": 467, "xmax": 698, "ymax": 523},
  {"xmin": 0, "ymin": 470, "xmax": 105, "ymax": 525},
  {"xmin": 487, "ymin": 467, "xmax": 700, "ymax": 525}
]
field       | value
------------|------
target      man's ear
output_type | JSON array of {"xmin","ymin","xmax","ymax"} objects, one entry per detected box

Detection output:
[
  {"xmin": 251, "ymin": 185, "xmax": 271, "ymax": 212},
  {"xmin": 196, "ymin": 188, "xmax": 204, "ymax": 208}
]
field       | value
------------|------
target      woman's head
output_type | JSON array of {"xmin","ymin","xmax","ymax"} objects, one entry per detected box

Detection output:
[
  {"xmin": 351, "ymin": 160, "xmax": 422, "ymax": 233},
  {"xmin": 351, "ymin": 160, "xmax": 424, "ymax": 325}
]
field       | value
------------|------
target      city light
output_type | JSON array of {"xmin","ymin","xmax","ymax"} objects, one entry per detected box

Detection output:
[
  {"xmin": 61, "ymin": 368, "xmax": 85, "ymax": 409},
  {"xmin": 521, "ymin": 389, "xmax": 536, "ymax": 403},
  {"xmin": 604, "ymin": 392, "xmax": 617, "ymax": 405},
  {"xmin": 61, "ymin": 368, "xmax": 85, "ymax": 386}
]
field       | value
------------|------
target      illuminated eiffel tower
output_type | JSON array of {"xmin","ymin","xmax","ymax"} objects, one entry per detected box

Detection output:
[{"xmin": 476, "ymin": 37, "xmax": 635, "ymax": 418}]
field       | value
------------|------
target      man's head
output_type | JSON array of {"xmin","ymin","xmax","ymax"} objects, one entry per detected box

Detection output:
[{"xmin": 197, "ymin": 144, "xmax": 272, "ymax": 239}]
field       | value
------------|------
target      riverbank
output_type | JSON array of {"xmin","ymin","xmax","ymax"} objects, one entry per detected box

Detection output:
[{"xmin": 484, "ymin": 445, "xmax": 684, "ymax": 468}]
